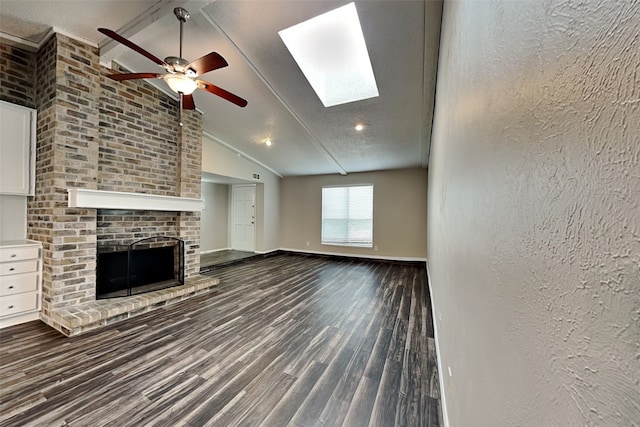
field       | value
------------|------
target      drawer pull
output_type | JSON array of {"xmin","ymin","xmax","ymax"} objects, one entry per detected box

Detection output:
[
  {"xmin": 8, "ymin": 285, "xmax": 14, "ymax": 289},
  {"xmin": 8, "ymin": 268, "xmax": 15, "ymax": 272},
  {"xmin": 8, "ymin": 305, "xmax": 14, "ymax": 309},
  {"xmin": 10, "ymin": 254, "xmax": 17, "ymax": 258}
]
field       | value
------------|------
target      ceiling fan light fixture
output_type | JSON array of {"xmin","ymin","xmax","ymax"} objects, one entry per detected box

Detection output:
[{"xmin": 164, "ymin": 74, "xmax": 198, "ymax": 95}]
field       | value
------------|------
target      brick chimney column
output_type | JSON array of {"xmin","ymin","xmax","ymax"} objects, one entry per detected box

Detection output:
[{"xmin": 176, "ymin": 110, "xmax": 202, "ymax": 278}]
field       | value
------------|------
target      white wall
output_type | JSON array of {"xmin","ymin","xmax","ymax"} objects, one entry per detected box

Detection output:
[
  {"xmin": 428, "ymin": 1, "xmax": 640, "ymax": 425},
  {"xmin": 200, "ymin": 182, "xmax": 229, "ymax": 252},
  {"xmin": 280, "ymin": 168, "xmax": 427, "ymax": 259},
  {"xmin": 0, "ymin": 195, "xmax": 27, "ymax": 241},
  {"xmin": 202, "ymin": 134, "xmax": 280, "ymax": 253}
]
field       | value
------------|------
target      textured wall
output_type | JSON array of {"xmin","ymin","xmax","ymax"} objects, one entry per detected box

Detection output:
[{"xmin": 427, "ymin": 1, "xmax": 639, "ymax": 425}]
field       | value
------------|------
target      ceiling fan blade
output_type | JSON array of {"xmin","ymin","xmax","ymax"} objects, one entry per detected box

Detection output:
[
  {"xmin": 187, "ymin": 52, "xmax": 228, "ymax": 76},
  {"xmin": 105, "ymin": 73, "xmax": 164, "ymax": 82},
  {"xmin": 182, "ymin": 93, "xmax": 196, "ymax": 110},
  {"xmin": 98, "ymin": 28, "xmax": 168, "ymax": 68},
  {"xmin": 196, "ymin": 80, "xmax": 248, "ymax": 107}
]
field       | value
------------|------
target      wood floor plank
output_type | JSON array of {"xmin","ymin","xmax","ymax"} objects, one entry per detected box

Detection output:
[
  {"xmin": 0, "ymin": 254, "xmax": 441, "ymax": 426},
  {"xmin": 209, "ymin": 366, "xmax": 297, "ymax": 426},
  {"xmin": 288, "ymin": 346, "xmax": 355, "ymax": 426},
  {"xmin": 258, "ymin": 360, "xmax": 327, "ymax": 427},
  {"xmin": 396, "ymin": 274, "xmax": 424, "ymax": 426}
]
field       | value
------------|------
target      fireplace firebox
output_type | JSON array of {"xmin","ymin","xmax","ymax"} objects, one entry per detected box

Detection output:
[{"xmin": 96, "ymin": 236, "xmax": 185, "ymax": 299}]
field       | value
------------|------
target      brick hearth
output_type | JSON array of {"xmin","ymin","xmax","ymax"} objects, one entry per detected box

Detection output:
[{"xmin": 50, "ymin": 275, "xmax": 219, "ymax": 336}]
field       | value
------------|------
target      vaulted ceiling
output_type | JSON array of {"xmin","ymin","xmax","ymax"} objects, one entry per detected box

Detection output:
[{"xmin": 0, "ymin": 0, "xmax": 443, "ymax": 177}]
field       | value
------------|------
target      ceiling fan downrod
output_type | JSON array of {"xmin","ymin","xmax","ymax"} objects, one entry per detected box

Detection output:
[
  {"xmin": 174, "ymin": 7, "xmax": 190, "ymax": 127},
  {"xmin": 174, "ymin": 7, "xmax": 190, "ymax": 59}
]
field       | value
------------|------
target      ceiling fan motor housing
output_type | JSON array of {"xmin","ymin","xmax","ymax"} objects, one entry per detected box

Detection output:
[{"xmin": 165, "ymin": 56, "xmax": 196, "ymax": 76}]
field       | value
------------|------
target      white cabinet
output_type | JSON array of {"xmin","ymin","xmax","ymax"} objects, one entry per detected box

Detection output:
[
  {"xmin": 0, "ymin": 101, "xmax": 37, "ymax": 196},
  {"xmin": 0, "ymin": 240, "xmax": 42, "ymax": 328}
]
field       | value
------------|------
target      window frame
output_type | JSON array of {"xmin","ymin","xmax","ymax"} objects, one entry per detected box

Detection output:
[{"xmin": 321, "ymin": 184, "xmax": 374, "ymax": 248}]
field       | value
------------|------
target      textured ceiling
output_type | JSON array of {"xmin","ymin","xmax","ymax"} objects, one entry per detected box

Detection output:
[{"xmin": 0, "ymin": 0, "xmax": 443, "ymax": 177}]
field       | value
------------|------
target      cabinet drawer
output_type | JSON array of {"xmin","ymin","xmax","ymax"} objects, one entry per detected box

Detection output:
[
  {"xmin": 0, "ymin": 272, "xmax": 38, "ymax": 296},
  {"xmin": 0, "ymin": 259, "xmax": 38, "ymax": 276},
  {"xmin": 0, "ymin": 293, "xmax": 38, "ymax": 317},
  {"xmin": 0, "ymin": 246, "xmax": 39, "ymax": 262}
]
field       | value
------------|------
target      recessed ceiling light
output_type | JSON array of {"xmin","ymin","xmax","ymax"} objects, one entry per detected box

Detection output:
[
  {"xmin": 355, "ymin": 124, "xmax": 364, "ymax": 131},
  {"xmin": 265, "ymin": 139, "xmax": 272, "ymax": 146},
  {"xmin": 279, "ymin": 2, "xmax": 379, "ymax": 107}
]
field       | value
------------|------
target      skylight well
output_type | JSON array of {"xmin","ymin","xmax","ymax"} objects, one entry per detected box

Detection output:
[{"xmin": 278, "ymin": 2, "xmax": 379, "ymax": 107}]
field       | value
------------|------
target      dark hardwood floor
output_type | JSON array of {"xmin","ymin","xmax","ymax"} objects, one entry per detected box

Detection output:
[{"xmin": 0, "ymin": 254, "xmax": 441, "ymax": 426}]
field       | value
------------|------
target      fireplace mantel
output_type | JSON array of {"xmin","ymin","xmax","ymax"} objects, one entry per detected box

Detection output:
[{"xmin": 67, "ymin": 189, "xmax": 204, "ymax": 212}]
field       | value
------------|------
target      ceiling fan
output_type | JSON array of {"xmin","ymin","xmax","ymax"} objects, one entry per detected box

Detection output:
[{"xmin": 98, "ymin": 7, "xmax": 247, "ymax": 125}]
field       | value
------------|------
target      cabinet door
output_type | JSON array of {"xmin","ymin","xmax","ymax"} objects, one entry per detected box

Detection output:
[{"xmin": 0, "ymin": 101, "xmax": 36, "ymax": 195}]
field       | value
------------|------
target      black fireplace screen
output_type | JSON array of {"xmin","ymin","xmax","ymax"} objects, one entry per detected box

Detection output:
[{"xmin": 96, "ymin": 236, "xmax": 185, "ymax": 299}]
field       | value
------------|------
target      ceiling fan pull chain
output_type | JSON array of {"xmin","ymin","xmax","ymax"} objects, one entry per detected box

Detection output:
[{"xmin": 179, "ymin": 92, "xmax": 184, "ymax": 127}]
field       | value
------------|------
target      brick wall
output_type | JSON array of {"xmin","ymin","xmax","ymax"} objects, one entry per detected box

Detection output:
[
  {"xmin": 97, "ymin": 209, "xmax": 177, "ymax": 248},
  {"xmin": 177, "ymin": 110, "xmax": 202, "ymax": 278},
  {"xmin": 0, "ymin": 43, "xmax": 35, "ymax": 108},
  {"xmin": 26, "ymin": 34, "xmax": 101, "ymax": 328},
  {"xmin": 94, "ymin": 65, "xmax": 201, "ymax": 277},
  {"xmin": 29, "ymin": 35, "xmax": 58, "ymax": 323},
  {"xmin": 1, "ymin": 34, "xmax": 203, "ymax": 333},
  {"xmin": 98, "ymin": 64, "xmax": 179, "ymax": 195}
]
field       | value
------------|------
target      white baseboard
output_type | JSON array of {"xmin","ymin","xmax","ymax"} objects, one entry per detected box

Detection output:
[
  {"xmin": 254, "ymin": 248, "xmax": 280, "ymax": 255},
  {"xmin": 426, "ymin": 261, "xmax": 449, "ymax": 427},
  {"xmin": 200, "ymin": 248, "xmax": 231, "ymax": 254},
  {"xmin": 0, "ymin": 311, "xmax": 40, "ymax": 329},
  {"xmin": 201, "ymin": 247, "xmax": 426, "ymax": 263},
  {"xmin": 279, "ymin": 247, "xmax": 427, "ymax": 263}
]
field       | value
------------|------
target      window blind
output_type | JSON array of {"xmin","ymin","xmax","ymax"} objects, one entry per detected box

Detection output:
[{"xmin": 322, "ymin": 185, "xmax": 373, "ymax": 247}]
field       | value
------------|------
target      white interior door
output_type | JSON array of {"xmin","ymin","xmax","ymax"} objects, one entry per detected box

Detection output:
[{"xmin": 231, "ymin": 185, "xmax": 256, "ymax": 252}]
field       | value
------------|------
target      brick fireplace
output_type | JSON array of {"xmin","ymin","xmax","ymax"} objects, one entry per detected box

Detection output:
[{"xmin": 1, "ymin": 34, "xmax": 218, "ymax": 335}]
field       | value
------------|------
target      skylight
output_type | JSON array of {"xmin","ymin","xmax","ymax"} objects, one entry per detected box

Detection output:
[{"xmin": 278, "ymin": 2, "xmax": 379, "ymax": 107}]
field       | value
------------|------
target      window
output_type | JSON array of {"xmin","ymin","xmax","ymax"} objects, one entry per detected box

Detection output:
[{"xmin": 322, "ymin": 185, "xmax": 373, "ymax": 247}]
